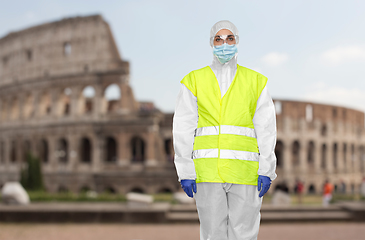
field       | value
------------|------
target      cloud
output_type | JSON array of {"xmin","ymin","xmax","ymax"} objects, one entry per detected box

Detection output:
[
  {"xmin": 303, "ymin": 82, "xmax": 365, "ymax": 112},
  {"xmin": 261, "ymin": 52, "xmax": 289, "ymax": 67},
  {"xmin": 320, "ymin": 45, "xmax": 365, "ymax": 66}
]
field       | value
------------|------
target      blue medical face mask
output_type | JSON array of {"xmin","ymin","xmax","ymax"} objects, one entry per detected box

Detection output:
[{"xmin": 212, "ymin": 43, "xmax": 238, "ymax": 64}]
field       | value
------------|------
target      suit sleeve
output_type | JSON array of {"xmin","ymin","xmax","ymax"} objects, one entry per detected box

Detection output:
[
  {"xmin": 253, "ymin": 85, "xmax": 278, "ymax": 181},
  {"xmin": 172, "ymin": 83, "xmax": 198, "ymax": 182}
]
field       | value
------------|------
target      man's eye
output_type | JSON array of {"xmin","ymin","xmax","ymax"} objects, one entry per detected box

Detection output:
[
  {"xmin": 215, "ymin": 38, "xmax": 221, "ymax": 42},
  {"xmin": 228, "ymin": 37, "xmax": 234, "ymax": 41}
]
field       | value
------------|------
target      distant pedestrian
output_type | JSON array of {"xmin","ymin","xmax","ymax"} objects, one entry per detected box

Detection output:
[
  {"xmin": 322, "ymin": 180, "xmax": 334, "ymax": 207},
  {"xmin": 295, "ymin": 179, "xmax": 304, "ymax": 204}
]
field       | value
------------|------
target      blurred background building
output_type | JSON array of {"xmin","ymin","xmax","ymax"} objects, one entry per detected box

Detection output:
[{"xmin": 0, "ymin": 14, "xmax": 364, "ymax": 195}]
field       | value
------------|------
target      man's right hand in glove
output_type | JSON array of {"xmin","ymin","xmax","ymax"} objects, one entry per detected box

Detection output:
[{"xmin": 180, "ymin": 179, "xmax": 197, "ymax": 198}]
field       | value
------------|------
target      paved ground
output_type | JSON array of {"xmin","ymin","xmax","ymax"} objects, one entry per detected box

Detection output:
[{"xmin": 0, "ymin": 222, "xmax": 364, "ymax": 240}]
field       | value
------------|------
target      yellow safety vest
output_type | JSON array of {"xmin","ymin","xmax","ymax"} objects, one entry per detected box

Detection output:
[{"xmin": 180, "ymin": 64, "xmax": 268, "ymax": 185}]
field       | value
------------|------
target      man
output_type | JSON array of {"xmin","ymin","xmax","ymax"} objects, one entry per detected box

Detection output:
[{"xmin": 172, "ymin": 20, "xmax": 277, "ymax": 240}]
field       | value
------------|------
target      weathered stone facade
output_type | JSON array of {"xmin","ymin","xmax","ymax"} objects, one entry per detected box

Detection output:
[
  {"xmin": 274, "ymin": 99, "xmax": 365, "ymax": 194},
  {"xmin": 0, "ymin": 15, "xmax": 177, "ymax": 194},
  {"xmin": 0, "ymin": 14, "xmax": 364, "ymax": 195}
]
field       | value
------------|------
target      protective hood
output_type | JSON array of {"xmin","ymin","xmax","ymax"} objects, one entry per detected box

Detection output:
[{"xmin": 209, "ymin": 20, "xmax": 239, "ymax": 98}]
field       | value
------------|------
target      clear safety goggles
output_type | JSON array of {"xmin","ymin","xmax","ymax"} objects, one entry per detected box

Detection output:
[{"xmin": 210, "ymin": 34, "xmax": 239, "ymax": 46}]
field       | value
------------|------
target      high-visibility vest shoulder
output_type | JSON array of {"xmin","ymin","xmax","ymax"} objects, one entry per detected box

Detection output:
[{"xmin": 180, "ymin": 64, "xmax": 268, "ymax": 185}]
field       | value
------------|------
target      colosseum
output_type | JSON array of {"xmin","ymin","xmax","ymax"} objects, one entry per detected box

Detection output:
[{"xmin": 0, "ymin": 14, "xmax": 364, "ymax": 195}]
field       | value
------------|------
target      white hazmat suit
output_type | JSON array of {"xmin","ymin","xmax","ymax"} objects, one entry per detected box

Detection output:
[{"xmin": 173, "ymin": 20, "xmax": 277, "ymax": 240}]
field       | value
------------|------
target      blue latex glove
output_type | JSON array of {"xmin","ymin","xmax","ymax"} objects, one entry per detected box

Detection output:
[
  {"xmin": 257, "ymin": 175, "xmax": 271, "ymax": 197},
  {"xmin": 180, "ymin": 179, "xmax": 197, "ymax": 198}
]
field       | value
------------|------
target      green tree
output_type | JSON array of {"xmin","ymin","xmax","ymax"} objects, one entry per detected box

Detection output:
[{"xmin": 20, "ymin": 152, "xmax": 45, "ymax": 191}]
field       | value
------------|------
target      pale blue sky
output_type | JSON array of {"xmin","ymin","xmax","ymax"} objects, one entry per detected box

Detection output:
[{"xmin": 1, "ymin": 0, "xmax": 365, "ymax": 113}]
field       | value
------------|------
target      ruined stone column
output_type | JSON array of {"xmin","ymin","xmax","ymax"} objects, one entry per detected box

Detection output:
[
  {"xmin": 117, "ymin": 132, "xmax": 129, "ymax": 166},
  {"xmin": 93, "ymin": 86, "xmax": 104, "ymax": 118},
  {"xmin": 283, "ymin": 139, "xmax": 292, "ymax": 175},
  {"xmin": 92, "ymin": 133, "xmax": 104, "ymax": 173},
  {"xmin": 145, "ymin": 125, "xmax": 158, "ymax": 167},
  {"xmin": 68, "ymin": 135, "xmax": 79, "ymax": 171},
  {"xmin": 70, "ymin": 86, "xmax": 82, "ymax": 117},
  {"xmin": 50, "ymin": 89, "xmax": 61, "ymax": 118},
  {"xmin": 299, "ymin": 140, "xmax": 307, "ymax": 174},
  {"xmin": 326, "ymin": 142, "xmax": 334, "ymax": 174},
  {"xmin": 314, "ymin": 141, "xmax": 321, "ymax": 174}
]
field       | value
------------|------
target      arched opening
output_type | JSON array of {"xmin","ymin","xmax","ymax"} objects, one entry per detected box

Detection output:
[
  {"xmin": 308, "ymin": 184, "xmax": 316, "ymax": 194},
  {"xmin": 105, "ymin": 186, "xmax": 117, "ymax": 194},
  {"xmin": 129, "ymin": 187, "xmax": 144, "ymax": 194},
  {"xmin": 38, "ymin": 139, "xmax": 49, "ymax": 163},
  {"xmin": 23, "ymin": 93, "xmax": 34, "ymax": 119},
  {"xmin": 61, "ymin": 88, "xmax": 72, "ymax": 116},
  {"xmin": 39, "ymin": 92, "xmax": 52, "ymax": 117},
  {"xmin": 80, "ymin": 137, "xmax": 92, "ymax": 163},
  {"xmin": 10, "ymin": 140, "xmax": 16, "ymax": 163},
  {"xmin": 333, "ymin": 143, "xmax": 338, "ymax": 170},
  {"xmin": 321, "ymin": 144, "xmax": 327, "ymax": 170},
  {"xmin": 359, "ymin": 146, "xmax": 365, "ymax": 172},
  {"xmin": 79, "ymin": 186, "xmax": 91, "ymax": 193},
  {"xmin": 58, "ymin": 185, "xmax": 69, "ymax": 193},
  {"xmin": 105, "ymin": 137, "xmax": 117, "ymax": 163},
  {"xmin": 57, "ymin": 138, "xmax": 68, "ymax": 163},
  {"xmin": 0, "ymin": 141, "xmax": 4, "ymax": 163},
  {"xmin": 104, "ymin": 84, "xmax": 121, "ymax": 113},
  {"xmin": 23, "ymin": 140, "xmax": 31, "ymax": 162},
  {"xmin": 307, "ymin": 141, "xmax": 315, "ymax": 168},
  {"xmin": 343, "ymin": 143, "xmax": 347, "ymax": 172},
  {"xmin": 158, "ymin": 188, "xmax": 173, "ymax": 193},
  {"xmin": 164, "ymin": 138, "xmax": 173, "ymax": 162},
  {"xmin": 292, "ymin": 141, "xmax": 300, "ymax": 167},
  {"xmin": 82, "ymin": 86, "xmax": 95, "ymax": 114},
  {"xmin": 351, "ymin": 144, "xmax": 355, "ymax": 171},
  {"xmin": 10, "ymin": 97, "xmax": 19, "ymax": 120},
  {"xmin": 131, "ymin": 136, "xmax": 145, "ymax": 163},
  {"xmin": 275, "ymin": 140, "xmax": 284, "ymax": 168},
  {"xmin": 321, "ymin": 124, "xmax": 327, "ymax": 136}
]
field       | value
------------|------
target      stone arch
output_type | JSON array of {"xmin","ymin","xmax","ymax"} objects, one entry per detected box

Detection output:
[
  {"xmin": 38, "ymin": 139, "xmax": 49, "ymax": 163},
  {"xmin": 333, "ymin": 143, "xmax": 338, "ymax": 170},
  {"xmin": 10, "ymin": 140, "xmax": 16, "ymax": 163},
  {"xmin": 292, "ymin": 141, "xmax": 300, "ymax": 166},
  {"xmin": 81, "ymin": 85, "xmax": 95, "ymax": 114},
  {"xmin": 164, "ymin": 138, "xmax": 173, "ymax": 162},
  {"xmin": 343, "ymin": 143, "xmax": 347, "ymax": 172},
  {"xmin": 105, "ymin": 136, "xmax": 117, "ymax": 162},
  {"xmin": 275, "ymin": 140, "xmax": 284, "ymax": 168},
  {"xmin": 60, "ymin": 87, "xmax": 72, "ymax": 116},
  {"xmin": 351, "ymin": 144, "xmax": 355, "ymax": 170},
  {"xmin": 39, "ymin": 91, "xmax": 52, "ymax": 117},
  {"xmin": 307, "ymin": 141, "xmax": 315, "ymax": 168},
  {"xmin": 57, "ymin": 138, "xmax": 68, "ymax": 163},
  {"xmin": 308, "ymin": 184, "xmax": 316, "ymax": 194},
  {"xmin": 321, "ymin": 144, "xmax": 327, "ymax": 170},
  {"xmin": 104, "ymin": 186, "xmax": 117, "ymax": 194},
  {"xmin": 23, "ymin": 140, "xmax": 31, "ymax": 162},
  {"xmin": 58, "ymin": 185, "xmax": 69, "ymax": 193},
  {"xmin": 0, "ymin": 141, "xmax": 4, "ymax": 163},
  {"xmin": 10, "ymin": 97, "xmax": 19, "ymax": 120},
  {"xmin": 104, "ymin": 83, "xmax": 121, "ymax": 113},
  {"xmin": 129, "ymin": 187, "xmax": 145, "ymax": 193},
  {"xmin": 80, "ymin": 137, "xmax": 92, "ymax": 163},
  {"xmin": 359, "ymin": 145, "xmax": 365, "ymax": 172},
  {"xmin": 321, "ymin": 124, "xmax": 327, "ymax": 137},
  {"xmin": 79, "ymin": 185, "xmax": 91, "ymax": 193},
  {"xmin": 131, "ymin": 136, "xmax": 145, "ymax": 163},
  {"xmin": 158, "ymin": 187, "xmax": 173, "ymax": 193}
]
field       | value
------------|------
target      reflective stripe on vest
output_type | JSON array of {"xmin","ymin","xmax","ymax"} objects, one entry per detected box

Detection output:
[
  {"xmin": 195, "ymin": 125, "xmax": 257, "ymax": 138},
  {"xmin": 192, "ymin": 148, "xmax": 259, "ymax": 161}
]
